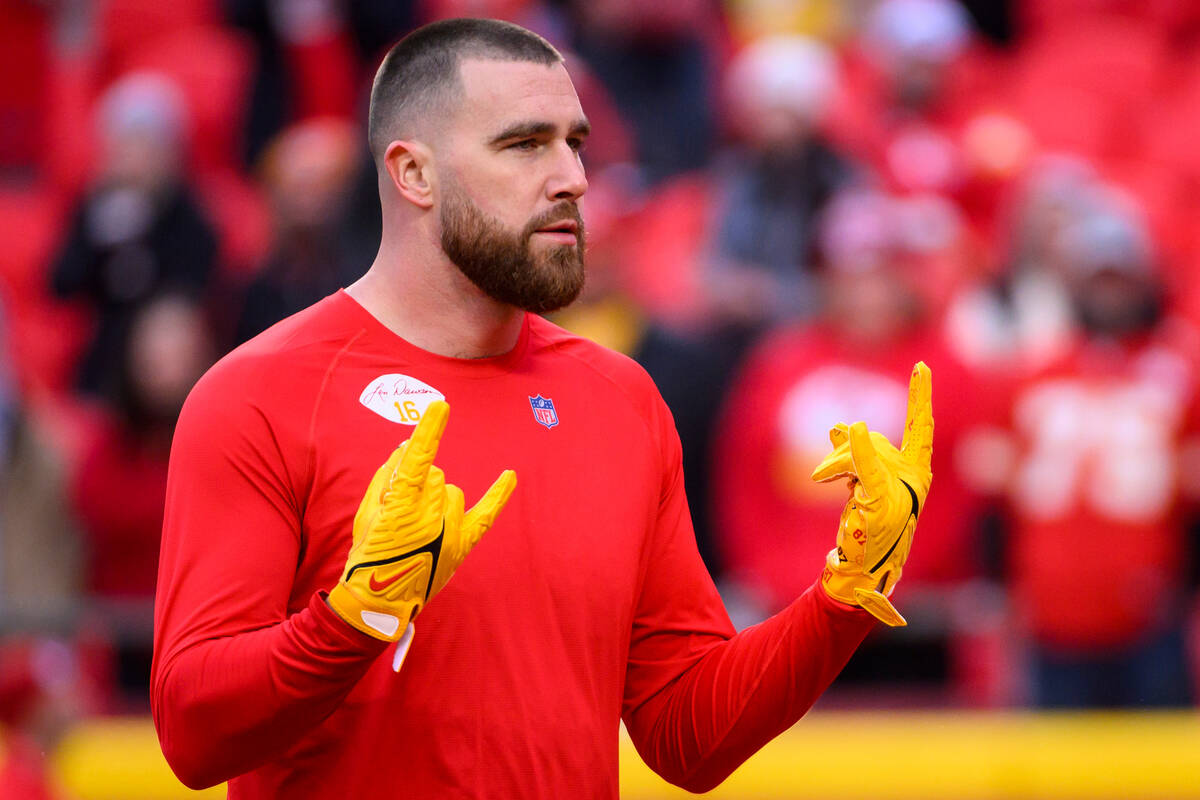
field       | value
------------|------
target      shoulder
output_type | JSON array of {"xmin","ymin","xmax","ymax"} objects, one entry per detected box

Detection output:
[
  {"xmin": 183, "ymin": 293, "xmax": 362, "ymax": 424},
  {"xmin": 526, "ymin": 314, "xmax": 662, "ymax": 404},
  {"xmin": 524, "ymin": 315, "xmax": 681, "ymax": 449}
]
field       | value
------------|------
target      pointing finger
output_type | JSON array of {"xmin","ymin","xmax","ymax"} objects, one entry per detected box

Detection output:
[
  {"xmin": 900, "ymin": 362, "xmax": 934, "ymax": 472},
  {"xmin": 354, "ymin": 445, "xmax": 407, "ymax": 539},
  {"xmin": 391, "ymin": 400, "xmax": 450, "ymax": 499}
]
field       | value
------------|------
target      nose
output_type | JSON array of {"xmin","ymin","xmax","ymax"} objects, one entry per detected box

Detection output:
[{"xmin": 546, "ymin": 142, "xmax": 588, "ymax": 202}]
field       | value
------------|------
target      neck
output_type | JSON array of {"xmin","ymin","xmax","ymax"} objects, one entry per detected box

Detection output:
[{"xmin": 347, "ymin": 236, "xmax": 525, "ymax": 359}]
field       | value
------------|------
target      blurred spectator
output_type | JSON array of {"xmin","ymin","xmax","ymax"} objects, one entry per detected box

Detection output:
[
  {"xmin": 234, "ymin": 118, "xmax": 364, "ymax": 343},
  {"xmin": 713, "ymin": 188, "xmax": 983, "ymax": 627},
  {"xmin": 944, "ymin": 156, "xmax": 1103, "ymax": 371},
  {"xmin": 68, "ymin": 294, "xmax": 214, "ymax": 706},
  {"xmin": 986, "ymin": 203, "xmax": 1200, "ymax": 707},
  {"xmin": 704, "ymin": 34, "xmax": 857, "ymax": 332},
  {"xmin": 50, "ymin": 72, "xmax": 219, "ymax": 395},
  {"xmin": 566, "ymin": 0, "xmax": 723, "ymax": 184},
  {"xmin": 831, "ymin": 0, "xmax": 1019, "ymax": 222},
  {"xmin": 226, "ymin": 0, "xmax": 360, "ymax": 167},
  {"xmin": 0, "ymin": 307, "xmax": 81, "ymax": 630}
]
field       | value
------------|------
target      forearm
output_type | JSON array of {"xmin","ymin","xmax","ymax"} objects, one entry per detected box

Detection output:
[
  {"xmin": 627, "ymin": 583, "xmax": 873, "ymax": 793},
  {"xmin": 151, "ymin": 592, "xmax": 387, "ymax": 789}
]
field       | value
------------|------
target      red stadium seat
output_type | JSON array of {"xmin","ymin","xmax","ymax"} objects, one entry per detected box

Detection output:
[
  {"xmin": 98, "ymin": 0, "xmax": 218, "ymax": 74},
  {"xmin": 0, "ymin": 0, "xmax": 50, "ymax": 171},
  {"xmin": 0, "ymin": 188, "xmax": 62, "ymax": 296},
  {"xmin": 1032, "ymin": 20, "xmax": 1165, "ymax": 107},
  {"xmin": 0, "ymin": 187, "xmax": 89, "ymax": 394},
  {"xmin": 1010, "ymin": 20, "xmax": 1165, "ymax": 161}
]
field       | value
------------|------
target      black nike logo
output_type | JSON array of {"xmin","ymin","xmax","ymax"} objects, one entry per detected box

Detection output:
[
  {"xmin": 869, "ymin": 480, "xmax": 919, "ymax": 573},
  {"xmin": 346, "ymin": 522, "xmax": 445, "ymax": 601}
]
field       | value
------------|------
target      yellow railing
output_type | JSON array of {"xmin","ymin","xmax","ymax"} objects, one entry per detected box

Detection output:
[{"xmin": 30, "ymin": 711, "xmax": 1200, "ymax": 799}]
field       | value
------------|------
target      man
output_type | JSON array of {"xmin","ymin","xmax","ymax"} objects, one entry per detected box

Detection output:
[
  {"xmin": 992, "ymin": 207, "xmax": 1199, "ymax": 706},
  {"xmin": 151, "ymin": 19, "xmax": 933, "ymax": 797}
]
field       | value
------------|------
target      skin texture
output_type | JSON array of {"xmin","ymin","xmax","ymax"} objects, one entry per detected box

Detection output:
[{"xmin": 347, "ymin": 58, "xmax": 590, "ymax": 358}]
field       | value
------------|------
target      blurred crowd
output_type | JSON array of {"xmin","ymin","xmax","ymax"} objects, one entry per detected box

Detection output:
[{"xmin": 5, "ymin": 0, "xmax": 1200, "ymax": 790}]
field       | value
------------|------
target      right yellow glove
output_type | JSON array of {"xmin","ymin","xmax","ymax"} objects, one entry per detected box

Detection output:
[
  {"xmin": 810, "ymin": 362, "xmax": 933, "ymax": 627},
  {"xmin": 328, "ymin": 400, "xmax": 517, "ymax": 641}
]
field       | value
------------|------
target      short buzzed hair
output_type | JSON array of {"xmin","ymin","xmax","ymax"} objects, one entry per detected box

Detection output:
[{"xmin": 367, "ymin": 18, "xmax": 563, "ymax": 164}]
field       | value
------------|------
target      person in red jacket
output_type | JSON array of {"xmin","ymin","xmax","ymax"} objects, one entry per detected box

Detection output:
[
  {"xmin": 71, "ymin": 294, "xmax": 214, "ymax": 708},
  {"xmin": 996, "ymin": 208, "xmax": 1200, "ymax": 706},
  {"xmin": 715, "ymin": 188, "xmax": 982, "ymax": 620},
  {"xmin": 151, "ymin": 19, "xmax": 931, "ymax": 796}
]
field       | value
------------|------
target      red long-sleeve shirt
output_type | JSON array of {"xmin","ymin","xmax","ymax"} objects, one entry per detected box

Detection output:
[{"xmin": 151, "ymin": 290, "xmax": 873, "ymax": 797}]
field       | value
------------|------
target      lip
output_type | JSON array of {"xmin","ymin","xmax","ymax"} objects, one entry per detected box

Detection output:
[
  {"xmin": 535, "ymin": 219, "xmax": 578, "ymax": 234},
  {"xmin": 532, "ymin": 230, "xmax": 578, "ymax": 245}
]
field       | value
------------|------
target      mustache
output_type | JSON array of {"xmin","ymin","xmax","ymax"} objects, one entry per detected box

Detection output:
[{"xmin": 523, "ymin": 202, "xmax": 585, "ymax": 240}]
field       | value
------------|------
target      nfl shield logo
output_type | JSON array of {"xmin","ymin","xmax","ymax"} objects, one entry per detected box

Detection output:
[{"xmin": 528, "ymin": 395, "xmax": 559, "ymax": 429}]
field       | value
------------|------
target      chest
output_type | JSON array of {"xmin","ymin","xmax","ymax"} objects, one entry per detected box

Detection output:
[{"xmin": 288, "ymin": 364, "xmax": 660, "ymax": 622}]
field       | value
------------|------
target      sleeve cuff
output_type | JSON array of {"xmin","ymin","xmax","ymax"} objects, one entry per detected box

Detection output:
[
  {"xmin": 806, "ymin": 581, "xmax": 879, "ymax": 623},
  {"xmin": 310, "ymin": 591, "xmax": 391, "ymax": 656}
]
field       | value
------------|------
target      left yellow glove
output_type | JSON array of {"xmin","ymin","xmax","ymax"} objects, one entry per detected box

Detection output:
[
  {"xmin": 328, "ymin": 400, "xmax": 517, "ymax": 641},
  {"xmin": 811, "ymin": 362, "xmax": 933, "ymax": 627}
]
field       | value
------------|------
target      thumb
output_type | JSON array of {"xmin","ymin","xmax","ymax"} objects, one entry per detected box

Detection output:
[{"xmin": 462, "ymin": 470, "xmax": 518, "ymax": 546}]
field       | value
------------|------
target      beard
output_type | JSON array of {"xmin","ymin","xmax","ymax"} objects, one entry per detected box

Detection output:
[{"xmin": 440, "ymin": 184, "xmax": 586, "ymax": 314}]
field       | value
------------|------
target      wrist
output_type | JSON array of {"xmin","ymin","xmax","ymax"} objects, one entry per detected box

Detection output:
[
  {"xmin": 819, "ymin": 548, "xmax": 875, "ymax": 606},
  {"xmin": 327, "ymin": 582, "xmax": 414, "ymax": 642},
  {"xmin": 820, "ymin": 549, "xmax": 907, "ymax": 626}
]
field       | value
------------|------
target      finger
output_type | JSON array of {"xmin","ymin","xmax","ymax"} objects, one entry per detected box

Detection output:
[
  {"xmin": 423, "ymin": 465, "xmax": 447, "ymax": 519},
  {"xmin": 462, "ymin": 470, "xmax": 517, "ymax": 545},
  {"xmin": 430, "ymin": 483, "xmax": 466, "ymax": 596},
  {"xmin": 811, "ymin": 440, "xmax": 854, "ymax": 483},
  {"xmin": 354, "ymin": 445, "xmax": 407, "ymax": 538},
  {"xmin": 829, "ymin": 423, "xmax": 850, "ymax": 448},
  {"xmin": 445, "ymin": 483, "xmax": 465, "ymax": 539},
  {"xmin": 900, "ymin": 362, "xmax": 934, "ymax": 472},
  {"xmin": 366, "ymin": 445, "xmax": 406, "ymax": 507},
  {"xmin": 848, "ymin": 421, "xmax": 888, "ymax": 498},
  {"xmin": 391, "ymin": 400, "xmax": 450, "ymax": 498}
]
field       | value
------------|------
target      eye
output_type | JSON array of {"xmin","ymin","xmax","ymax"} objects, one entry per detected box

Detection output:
[
  {"xmin": 509, "ymin": 139, "xmax": 539, "ymax": 151},
  {"xmin": 567, "ymin": 137, "xmax": 587, "ymax": 153}
]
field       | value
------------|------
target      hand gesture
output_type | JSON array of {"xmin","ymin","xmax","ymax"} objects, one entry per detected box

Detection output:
[
  {"xmin": 328, "ymin": 401, "xmax": 517, "ymax": 641},
  {"xmin": 810, "ymin": 362, "xmax": 933, "ymax": 626}
]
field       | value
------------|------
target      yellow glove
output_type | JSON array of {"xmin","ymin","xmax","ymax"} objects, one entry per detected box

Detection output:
[
  {"xmin": 328, "ymin": 400, "xmax": 517, "ymax": 641},
  {"xmin": 811, "ymin": 362, "xmax": 933, "ymax": 627}
]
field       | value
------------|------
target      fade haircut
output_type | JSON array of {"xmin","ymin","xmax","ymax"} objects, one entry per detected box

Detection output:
[{"xmin": 367, "ymin": 18, "xmax": 563, "ymax": 164}]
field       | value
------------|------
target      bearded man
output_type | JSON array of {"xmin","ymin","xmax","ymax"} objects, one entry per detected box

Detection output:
[{"xmin": 151, "ymin": 18, "xmax": 933, "ymax": 797}]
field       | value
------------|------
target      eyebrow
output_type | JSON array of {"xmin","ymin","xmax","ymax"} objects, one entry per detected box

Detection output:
[{"xmin": 488, "ymin": 118, "xmax": 591, "ymax": 146}]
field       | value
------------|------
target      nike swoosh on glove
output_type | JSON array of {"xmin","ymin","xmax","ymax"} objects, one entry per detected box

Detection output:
[{"xmin": 328, "ymin": 401, "xmax": 517, "ymax": 641}]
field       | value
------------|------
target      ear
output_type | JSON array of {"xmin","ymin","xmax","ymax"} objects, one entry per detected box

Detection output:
[{"xmin": 383, "ymin": 140, "xmax": 435, "ymax": 209}]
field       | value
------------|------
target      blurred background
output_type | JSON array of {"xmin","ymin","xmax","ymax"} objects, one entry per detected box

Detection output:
[{"xmin": 3, "ymin": 0, "xmax": 1200, "ymax": 796}]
